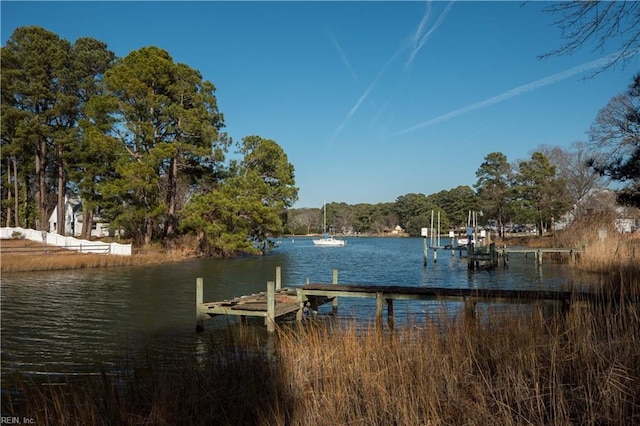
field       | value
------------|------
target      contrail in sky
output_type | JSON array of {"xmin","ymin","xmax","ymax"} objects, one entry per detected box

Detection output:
[
  {"xmin": 330, "ymin": 0, "xmax": 454, "ymax": 142},
  {"xmin": 332, "ymin": 50, "xmax": 403, "ymax": 137},
  {"xmin": 408, "ymin": 1, "xmax": 432, "ymax": 55},
  {"xmin": 326, "ymin": 28, "xmax": 359, "ymax": 82},
  {"xmin": 406, "ymin": 0, "xmax": 455, "ymax": 68},
  {"xmin": 392, "ymin": 50, "xmax": 640, "ymax": 137}
]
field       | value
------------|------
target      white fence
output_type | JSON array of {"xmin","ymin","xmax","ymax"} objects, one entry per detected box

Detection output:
[{"xmin": 0, "ymin": 227, "xmax": 132, "ymax": 256}]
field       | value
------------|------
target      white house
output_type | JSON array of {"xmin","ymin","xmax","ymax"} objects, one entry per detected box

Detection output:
[
  {"xmin": 391, "ymin": 225, "xmax": 404, "ymax": 235},
  {"xmin": 555, "ymin": 188, "xmax": 639, "ymax": 233},
  {"xmin": 48, "ymin": 197, "xmax": 111, "ymax": 238}
]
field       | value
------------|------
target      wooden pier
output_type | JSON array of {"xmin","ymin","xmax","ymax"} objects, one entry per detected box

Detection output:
[
  {"xmin": 467, "ymin": 243, "xmax": 580, "ymax": 270},
  {"xmin": 196, "ymin": 266, "xmax": 607, "ymax": 333},
  {"xmin": 196, "ymin": 268, "xmax": 339, "ymax": 332},
  {"xmin": 499, "ymin": 247, "xmax": 580, "ymax": 266}
]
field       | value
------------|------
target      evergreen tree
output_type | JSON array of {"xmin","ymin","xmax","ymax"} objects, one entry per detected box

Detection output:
[
  {"xmin": 1, "ymin": 27, "xmax": 74, "ymax": 231},
  {"xmin": 181, "ymin": 136, "xmax": 297, "ymax": 256},
  {"xmin": 103, "ymin": 46, "xmax": 227, "ymax": 246},
  {"xmin": 68, "ymin": 37, "xmax": 116, "ymax": 238},
  {"xmin": 513, "ymin": 152, "xmax": 571, "ymax": 234},
  {"xmin": 474, "ymin": 152, "xmax": 512, "ymax": 235}
]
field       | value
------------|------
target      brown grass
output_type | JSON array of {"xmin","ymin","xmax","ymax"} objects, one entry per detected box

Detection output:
[
  {"xmin": 4, "ymin": 296, "xmax": 639, "ymax": 425},
  {"xmin": 0, "ymin": 239, "xmax": 186, "ymax": 272},
  {"xmin": 554, "ymin": 214, "xmax": 640, "ymax": 293},
  {"xmin": 275, "ymin": 304, "xmax": 640, "ymax": 425}
]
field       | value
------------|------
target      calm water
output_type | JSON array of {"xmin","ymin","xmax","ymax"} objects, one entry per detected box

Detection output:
[{"xmin": 1, "ymin": 237, "xmax": 587, "ymax": 383}]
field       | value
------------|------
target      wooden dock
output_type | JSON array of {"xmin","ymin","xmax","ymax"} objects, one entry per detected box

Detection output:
[
  {"xmin": 196, "ymin": 266, "xmax": 609, "ymax": 333},
  {"xmin": 196, "ymin": 268, "xmax": 339, "ymax": 332},
  {"xmin": 467, "ymin": 243, "xmax": 580, "ymax": 269}
]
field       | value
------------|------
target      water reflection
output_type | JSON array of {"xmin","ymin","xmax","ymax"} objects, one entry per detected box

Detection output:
[{"xmin": 1, "ymin": 237, "xmax": 592, "ymax": 384}]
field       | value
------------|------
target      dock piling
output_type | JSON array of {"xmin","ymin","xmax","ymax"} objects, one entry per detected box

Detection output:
[
  {"xmin": 276, "ymin": 266, "xmax": 282, "ymax": 290},
  {"xmin": 266, "ymin": 281, "xmax": 275, "ymax": 333},
  {"xmin": 423, "ymin": 237, "xmax": 428, "ymax": 267},
  {"xmin": 332, "ymin": 269, "xmax": 339, "ymax": 314},
  {"xmin": 375, "ymin": 292, "xmax": 384, "ymax": 331},
  {"xmin": 196, "ymin": 277, "xmax": 204, "ymax": 332},
  {"xmin": 464, "ymin": 297, "xmax": 477, "ymax": 322},
  {"xmin": 296, "ymin": 287, "xmax": 304, "ymax": 321}
]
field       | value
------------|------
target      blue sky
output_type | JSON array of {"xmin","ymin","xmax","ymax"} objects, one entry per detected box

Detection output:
[{"xmin": 2, "ymin": 1, "xmax": 639, "ymax": 208}]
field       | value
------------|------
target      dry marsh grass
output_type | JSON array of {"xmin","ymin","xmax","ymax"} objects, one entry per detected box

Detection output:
[
  {"xmin": 0, "ymin": 252, "xmax": 183, "ymax": 272},
  {"xmin": 0, "ymin": 239, "xmax": 185, "ymax": 272},
  {"xmin": 4, "ymin": 298, "xmax": 639, "ymax": 425},
  {"xmin": 277, "ymin": 305, "xmax": 640, "ymax": 425},
  {"xmin": 555, "ymin": 214, "xmax": 640, "ymax": 293}
]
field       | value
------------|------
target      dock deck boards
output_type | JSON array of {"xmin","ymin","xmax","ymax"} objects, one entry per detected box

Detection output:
[{"xmin": 201, "ymin": 288, "xmax": 302, "ymax": 318}]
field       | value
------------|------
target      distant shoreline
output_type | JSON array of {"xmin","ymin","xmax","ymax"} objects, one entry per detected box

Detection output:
[{"xmin": 0, "ymin": 234, "xmax": 562, "ymax": 273}]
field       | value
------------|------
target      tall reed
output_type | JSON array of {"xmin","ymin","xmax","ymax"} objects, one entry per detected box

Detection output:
[
  {"xmin": 1, "ymin": 252, "xmax": 183, "ymax": 272},
  {"xmin": 4, "ymin": 289, "xmax": 639, "ymax": 425}
]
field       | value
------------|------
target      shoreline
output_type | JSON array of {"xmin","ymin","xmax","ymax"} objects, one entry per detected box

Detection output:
[
  {"xmin": 0, "ymin": 239, "xmax": 188, "ymax": 273},
  {"xmin": 3, "ymin": 233, "xmax": 634, "ymax": 273}
]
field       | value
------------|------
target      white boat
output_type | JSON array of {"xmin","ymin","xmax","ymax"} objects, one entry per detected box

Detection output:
[
  {"xmin": 313, "ymin": 234, "xmax": 346, "ymax": 246},
  {"xmin": 313, "ymin": 201, "xmax": 346, "ymax": 246},
  {"xmin": 457, "ymin": 237, "xmax": 475, "ymax": 247}
]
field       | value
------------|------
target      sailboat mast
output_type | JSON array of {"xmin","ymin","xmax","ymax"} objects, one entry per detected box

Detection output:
[{"xmin": 323, "ymin": 199, "xmax": 327, "ymax": 234}]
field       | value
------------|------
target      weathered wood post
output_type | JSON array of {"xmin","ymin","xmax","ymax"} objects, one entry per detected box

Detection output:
[
  {"xmin": 433, "ymin": 247, "xmax": 438, "ymax": 263},
  {"xmin": 537, "ymin": 249, "xmax": 543, "ymax": 266},
  {"xmin": 196, "ymin": 277, "xmax": 204, "ymax": 332},
  {"xmin": 423, "ymin": 235, "xmax": 428, "ymax": 267},
  {"xmin": 375, "ymin": 292, "xmax": 384, "ymax": 331},
  {"xmin": 275, "ymin": 266, "xmax": 282, "ymax": 290},
  {"xmin": 387, "ymin": 298, "xmax": 394, "ymax": 331},
  {"xmin": 266, "ymin": 281, "xmax": 276, "ymax": 333},
  {"xmin": 467, "ymin": 227, "xmax": 473, "ymax": 270},
  {"xmin": 464, "ymin": 297, "xmax": 476, "ymax": 322},
  {"xmin": 332, "ymin": 269, "xmax": 339, "ymax": 314},
  {"xmin": 296, "ymin": 287, "xmax": 304, "ymax": 321},
  {"xmin": 306, "ymin": 277, "xmax": 318, "ymax": 316},
  {"xmin": 490, "ymin": 243, "xmax": 496, "ymax": 267}
]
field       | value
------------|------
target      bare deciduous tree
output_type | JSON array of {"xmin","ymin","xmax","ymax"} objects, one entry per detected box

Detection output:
[
  {"xmin": 541, "ymin": 1, "xmax": 640, "ymax": 72},
  {"xmin": 538, "ymin": 142, "xmax": 608, "ymax": 206},
  {"xmin": 588, "ymin": 74, "xmax": 640, "ymax": 206}
]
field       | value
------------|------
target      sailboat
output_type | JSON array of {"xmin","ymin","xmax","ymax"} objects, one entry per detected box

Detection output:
[{"xmin": 313, "ymin": 201, "xmax": 346, "ymax": 246}]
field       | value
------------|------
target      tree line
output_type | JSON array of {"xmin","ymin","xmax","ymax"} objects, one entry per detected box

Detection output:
[
  {"xmin": 1, "ymin": 26, "xmax": 298, "ymax": 256},
  {"xmin": 286, "ymin": 143, "xmax": 609, "ymax": 237},
  {"xmin": 2, "ymin": 26, "xmax": 637, "ymax": 254}
]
